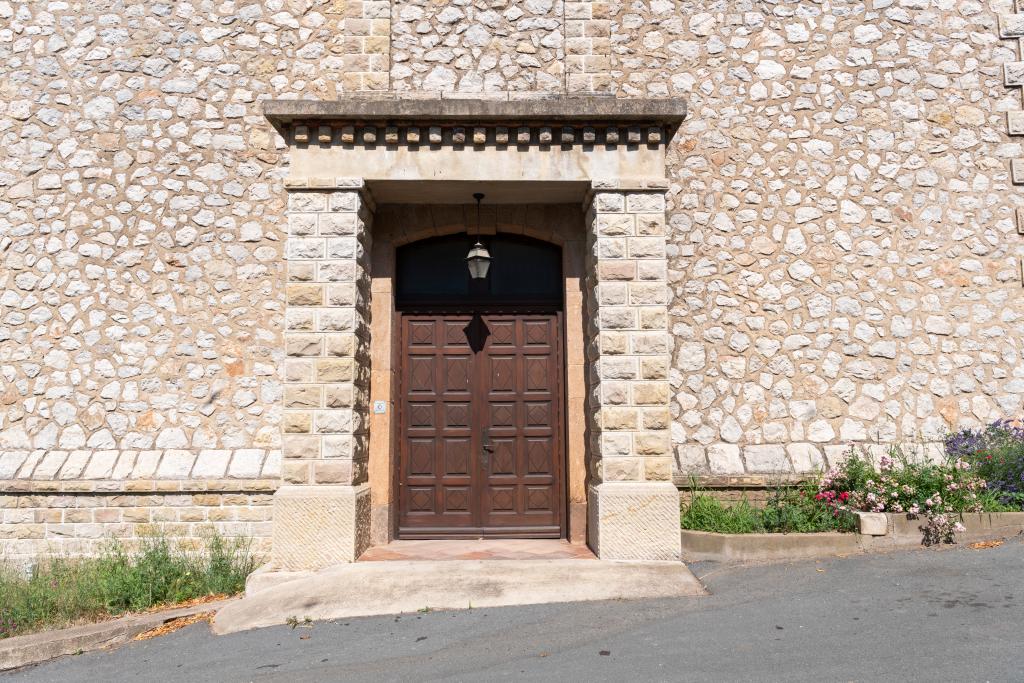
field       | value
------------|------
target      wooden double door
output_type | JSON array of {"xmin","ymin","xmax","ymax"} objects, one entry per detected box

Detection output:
[{"xmin": 397, "ymin": 310, "xmax": 566, "ymax": 538}]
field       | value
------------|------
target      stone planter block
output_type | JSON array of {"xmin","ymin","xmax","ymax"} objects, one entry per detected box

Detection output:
[{"xmin": 857, "ymin": 512, "xmax": 888, "ymax": 536}]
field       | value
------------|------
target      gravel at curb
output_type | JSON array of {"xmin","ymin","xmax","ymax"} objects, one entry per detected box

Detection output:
[{"xmin": 0, "ymin": 599, "xmax": 234, "ymax": 672}]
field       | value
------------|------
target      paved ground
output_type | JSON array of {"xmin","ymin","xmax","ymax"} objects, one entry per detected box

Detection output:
[{"xmin": 6, "ymin": 537, "xmax": 1023, "ymax": 682}]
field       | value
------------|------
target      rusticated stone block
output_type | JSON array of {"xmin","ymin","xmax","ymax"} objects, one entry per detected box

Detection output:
[
  {"xmin": 1012, "ymin": 158, "xmax": 1024, "ymax": 185},
  {"xmin": 1005, "ymin": 62, "xmax": 1024, "ymax": 86},
  {"xmin": 588, "ymin": 482, "xmax": 681, "ymax": 561},
  {"xmin": 271, "ymin": 485, "xmax": 370, "ymax": 570},
  {"xmin": 999, "ymin": 14, "xmax": 1024, "ymax": 37}
]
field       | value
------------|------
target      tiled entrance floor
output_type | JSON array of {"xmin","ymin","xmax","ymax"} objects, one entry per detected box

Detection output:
[{"xmin": 358, "ymin": 539, "xmax": 596, "ymax": 562}]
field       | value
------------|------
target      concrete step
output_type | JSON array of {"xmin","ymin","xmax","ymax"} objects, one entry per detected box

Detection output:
[{"xmin": 213, "ymin": 559, "xmax": 705, "ymax": 635}]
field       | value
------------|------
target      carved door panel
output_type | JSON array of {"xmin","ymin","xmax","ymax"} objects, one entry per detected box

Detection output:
[
  {"xmin": 399, "ymin": 315, "xmax": 477, "ymax": 533},
  {"xmin": 479, "ymin": 314, "xmax": 563, "ymax": 534},
  {"xmin": 398, "ymin": 311, "xmax": 564, "ymax": 538}
]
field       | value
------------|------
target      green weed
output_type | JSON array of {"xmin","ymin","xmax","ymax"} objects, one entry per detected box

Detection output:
[
  {"xmin": 680, "ymin": 482, "xmax": 856, "ymax": 534},
  {"xmin": 0, "ymin": 531, "xmax": 258, "ymax": 640}
]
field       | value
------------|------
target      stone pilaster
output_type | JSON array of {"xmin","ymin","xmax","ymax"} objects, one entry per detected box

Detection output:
[
  {"xmin": 565, "ymin": 1, "xmax": 612, "ymax": 94},
  {"xmin": 585, "ymin": 186, "xmax": 681, "ymax": 561},
  {"xmin": 272, "ymin": 181, "xmax": 374, "ymax": 569},
  {"xmin": 330, "ymin": 0, "xmax": 391, "ymax": 91}
]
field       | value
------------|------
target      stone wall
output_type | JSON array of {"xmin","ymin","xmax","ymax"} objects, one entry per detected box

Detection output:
[
  {"xmin": 656, "ymin": 0, "xmax": 1024, "ymax": 477},
  {"xmin": 0, "ymin": 448, "xmax": 277, "ymax": 559},
  {"xmin": 3, "ymin": 0, "xmax": 1024, "ymax": 555}
]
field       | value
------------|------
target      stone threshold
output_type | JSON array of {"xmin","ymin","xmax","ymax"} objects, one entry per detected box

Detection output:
[
  {"xmin": 681, "ymin": 511, "xmax": 1024, "ymax": 563},
  {"xmin": 358, "ymin": 539, "xmax": 596, "ymax": 562}
]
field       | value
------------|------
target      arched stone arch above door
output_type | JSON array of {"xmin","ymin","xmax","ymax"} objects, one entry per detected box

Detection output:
[{"xmin": 269, "ymin": 97, "xmax": 686, "ymax": 569}]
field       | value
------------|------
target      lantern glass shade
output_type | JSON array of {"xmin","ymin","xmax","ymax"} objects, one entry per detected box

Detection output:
[{"xmin": 466, "ymin": 240, "xmax": 491, "ymax": 279}]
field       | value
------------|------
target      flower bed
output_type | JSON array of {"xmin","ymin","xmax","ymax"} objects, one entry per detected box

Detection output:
[
  {"xmin": 946, "ymin": 419, "xmax": 1024, "ymax": 510},
  {"xmin": 680, "ymin": 483, "xmax": 856, "ymax": 535},
  {"xmin": 681, "ymin": 419, "xmax": 1024, "ymax": 553},
  {"xmin": 816, "ymin": 421, "xmax": 1024, "ymax": 545}
]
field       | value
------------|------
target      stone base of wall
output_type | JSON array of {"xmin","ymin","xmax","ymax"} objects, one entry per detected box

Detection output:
[
  {"xmin": 588, "ymin": 482, "xmax": 682, "ymax": 561},
  {"xmin": 0, "ymin": 484, "xmax": 274, "ymax": 565},
  {"xmin": 270, "ymin": 485, "xmax": 370, "ymax": 571}
]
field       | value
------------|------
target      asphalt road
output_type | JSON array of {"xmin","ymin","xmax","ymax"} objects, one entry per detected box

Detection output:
[{"xmin": 6, "ymin": 537, "xmax": 1023, "ymax": 682}]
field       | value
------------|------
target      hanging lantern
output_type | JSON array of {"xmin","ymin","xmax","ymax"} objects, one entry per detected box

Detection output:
[
  {"xmin": 466, "ymin": 240, "xmax": 491, "ymax": 279},
  {"xmin": 466, "ymin": 192, "xmax": 491, "ymax": 280}
]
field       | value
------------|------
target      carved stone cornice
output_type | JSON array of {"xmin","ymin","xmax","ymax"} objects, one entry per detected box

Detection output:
[
  {"xmin": 264, "ymin": 96, "xmax": 686, "ymax": 148},
  {"xmin": 266, "ymin": 96, "xmax": 687, "ymax": 192}
]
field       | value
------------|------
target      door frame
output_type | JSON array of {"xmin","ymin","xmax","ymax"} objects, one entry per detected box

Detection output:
[{"xmin": 393, "ymin": 303, "xmax": 568, "ymax": 540}]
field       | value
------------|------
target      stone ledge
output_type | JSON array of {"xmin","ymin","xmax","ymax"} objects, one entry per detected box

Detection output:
[
  {"xmin": 681, "ymin": 529, "xmax": 862, "ymax": 563},
  {"xmin": 263, "ymin": 96, "xmax": 687, "ymax": 127},
  {"xmin": 0, "ymin": 479, "xmax": 279, "ymax": 494},
  {"xmin": 0, "ymin": 449, "xmax": 281, "ymax": 482},
  {"xmin": 673, "ymin": 473, "xmax": 810, "ymax": 489}
]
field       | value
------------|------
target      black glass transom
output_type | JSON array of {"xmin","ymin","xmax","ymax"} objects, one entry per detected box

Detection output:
[{"xmin": 396, "ymin": 233, "xmax": 562, "ymax": 307}]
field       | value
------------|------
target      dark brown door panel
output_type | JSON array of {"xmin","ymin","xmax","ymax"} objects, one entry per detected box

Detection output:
[{"xmin": 397, "ymin": 311, "xmax": 565, "ymax": 538}]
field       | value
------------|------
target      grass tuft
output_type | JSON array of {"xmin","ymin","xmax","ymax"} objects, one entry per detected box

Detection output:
[{"xmin": 0, "ymin": 532, "xmax": 258, "ymax": 640}]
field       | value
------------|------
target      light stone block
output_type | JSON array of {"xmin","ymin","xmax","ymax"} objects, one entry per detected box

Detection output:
[
  {"xmin": 31, "ymin": 452, "xmax": 67, "ymax": 480},
  {"xmin": 16, "ymin": 451, "xmax": 43, "ymax": 478},
  {"xmin": 83, "ymin": 450, "xmax": 117, "ymax": 479},
  {"xmin": 228, "ymin": 449, "xmax": 265, "ymax": 478},
  {"xmin": 786, "ymin": 443, "xmax": 825, "ymax": 472},
  {"xmin": 707, "ymin": 443, "xmax": 744, "ymax": 474},
  {"xmin": 271, "ymin": 485, "xmax": 371, "ymax": 570},
  {"xmin": 1007, "ymin": 62, "xmax": 1024, "ymax": 87},
  {"xmin": 588, "ymin": 482, "xmax": 681, "ymax": 561},
  {"xmin": 58, "ymin": 451, "xmax": 90, "ymax": 479},
  {"xmin": 857, "ymin": 512, "xmax": 888, "ymax": 536},
  {"xmin": 156, "ymin": 450, "xmax": 195, "ymax": 479},
  {"xmin": 111, "ymin": 451, "xmax": 137, "ymax": 480},
  {"xmin": 131, "ymin": 451, "xmax": 162, "ymax": 479},
  {"xmin": 193, "ymin": 450, "xmax": 231, "ymax": 478},
  {"xmin": 999, "ymin": 14, "xmax": 1024, "ymax": 37},
  {"xmin": 0, "ymin": 452, "xmax": 30, "ymax": 479},
  {"xmin": 1009, "ymin": 110, "xmax": 1024, "ymax": 136},
  {"xmin": 262, "ymin": 450, "xmax": 282, "ymax": 478},
  {"xmin": 743, "ymin": 444, "xmax": 791, "ymax": 473}
]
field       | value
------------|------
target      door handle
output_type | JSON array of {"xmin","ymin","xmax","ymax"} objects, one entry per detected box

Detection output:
[{"xmin": 482, "ymin": 429, "xmax": 494, "ymax": 453}]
